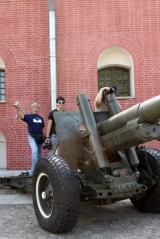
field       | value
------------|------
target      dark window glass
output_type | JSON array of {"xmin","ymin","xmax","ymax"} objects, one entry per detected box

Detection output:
[
  {"xmin": 98, "ymin": 66, "xmax": 130, "ymax": 97},
  {"xmin": 0, "ymin": 70, "xmax": 5, "ymax": 101}
]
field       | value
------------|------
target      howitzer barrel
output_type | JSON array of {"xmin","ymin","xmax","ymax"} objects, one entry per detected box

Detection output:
[
  {"xmin": 98, "ymin": 95, "xmax": 160, "ymax": 136},
  {"xmin": 101, "ymin": 120, "xmax": 160, "ymax": 152}
]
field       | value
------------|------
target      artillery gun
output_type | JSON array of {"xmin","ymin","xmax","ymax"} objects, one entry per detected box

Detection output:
[{"xmin": 32, "ymin": 88, "xmax": 160, "ymax": 233}]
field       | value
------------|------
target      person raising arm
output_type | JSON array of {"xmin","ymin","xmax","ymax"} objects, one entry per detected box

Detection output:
[{"xmin": 14, "ymin": 101, "xmax": 45, "ymax": 175}]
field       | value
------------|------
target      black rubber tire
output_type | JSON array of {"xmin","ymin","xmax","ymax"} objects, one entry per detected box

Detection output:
[
  {"xmin": 130, "ymin": 147, "xmax": 160, "ymax": 213},
  {"xmin": 32, "ymin": 155, "xmax": 80, "ymax": 233}
]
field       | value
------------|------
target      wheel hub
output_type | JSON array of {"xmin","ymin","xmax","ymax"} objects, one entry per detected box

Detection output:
[
  {"xmin": 41, "ymin": 191, "xmax": 47, "ymax": 200},
  {"xmin": 36, "ymin": 172, "xmax": 55, "ymax": 218}
]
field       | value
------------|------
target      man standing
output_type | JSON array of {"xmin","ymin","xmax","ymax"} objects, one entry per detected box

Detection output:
[
  {"xmin": 94, "ymin": 87, "xmax": 111, "ymax": 111},
  {"xmin": 45, "ymin": 96, "xmax": 65, "ymax": 154},
  {"xmin": 14, "ymin": 101, "xmax": 45, "ymax": 175},
  {"xmin": 94, "ymin": 86, "xmax": 121, "ymax": 112}
]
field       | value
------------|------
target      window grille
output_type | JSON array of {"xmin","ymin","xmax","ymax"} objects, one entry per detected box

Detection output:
[
  {"xmin": 0, "ymin": 70, "xmax": 5, "ymax": 101},
  {"xmin": 98, "ymin": 66, "xmax": 130, "ymax": 97}
]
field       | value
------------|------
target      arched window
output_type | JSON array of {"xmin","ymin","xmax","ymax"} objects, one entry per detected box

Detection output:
[
  {"xmin": 0, "ymin": 58, "xmax": 5, "ymax": 101},
  {"xmin": 97, "ymin": 47, "xmax": 135, "ymax": 98}
]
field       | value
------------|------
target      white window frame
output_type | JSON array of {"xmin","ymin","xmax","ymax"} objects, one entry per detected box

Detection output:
[
  {"xmin": 0, "ymin": 58, "xmax": 6, "ymax": 102},
  {"xmin": 97, "ymin": 47, "xmax": 135, "ymax": 99}
]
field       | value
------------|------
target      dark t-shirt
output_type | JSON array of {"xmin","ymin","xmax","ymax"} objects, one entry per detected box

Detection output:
[
  {"xmin": 23, "ymin": 114, "xmax": 45, "ymax": 135},
  {"xmin": 48, "ymin": 109, "xmax": 58, "ymax": 135}
]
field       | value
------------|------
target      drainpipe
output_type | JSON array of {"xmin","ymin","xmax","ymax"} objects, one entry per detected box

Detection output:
[{"xmin": 48, "ymin": 0, "xmax": 57, "ymax": 109}]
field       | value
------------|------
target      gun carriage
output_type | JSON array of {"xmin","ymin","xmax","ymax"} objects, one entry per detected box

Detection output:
[{"xmin": 32, "ymin": 88, "xmax": 160, "ymax": 233}]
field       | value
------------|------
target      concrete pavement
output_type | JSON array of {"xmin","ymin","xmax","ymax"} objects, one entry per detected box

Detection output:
[{"xmin": 0, "ymin": 187, "xmax": 160, "ymax": 239}]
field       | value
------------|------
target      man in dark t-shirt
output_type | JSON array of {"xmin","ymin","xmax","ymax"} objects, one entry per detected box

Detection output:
[
  {"xmin": 45, "ymin": 96, "xmax": 65, "ymax": 154},
  {"xmin": 14, "ymin": 101, "xmax": 45, "ymax": 175},
  {"xmin": 23, "ymin": 114, "xmax": 45, "ymax": 135}
]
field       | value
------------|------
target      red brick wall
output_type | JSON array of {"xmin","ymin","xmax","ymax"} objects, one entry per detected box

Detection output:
[
  {"xmin": 0, "ymin": 0, "xmax": 159, "ymax": 169},
  {"xmin": 54, "ymin": 0, "xmax": 160, "ymax": 106},
  {"xmin": 0, "ymin": 0, "xmax": 50, "ymax": 169},
  {"xmin": 54, "ymin": 0, "xmax": 160, "ymax": 148}
]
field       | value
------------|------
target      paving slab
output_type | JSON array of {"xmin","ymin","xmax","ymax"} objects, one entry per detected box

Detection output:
[
  {"xmin": 0, "ymin": 170, "xmax": 28, "ymax": 177},
  {"xmin": 0, "ymin": 193, "xmax": 32, "ymax": 205}
]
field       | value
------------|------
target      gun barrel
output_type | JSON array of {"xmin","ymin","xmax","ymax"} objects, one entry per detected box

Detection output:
[
  {"xmin": 98, "ymin": 95, "xmax": 160, "ymax": 136},
  {"xmin": 101, "ymin": 121, "xmax": 160, "ymax": 151}
]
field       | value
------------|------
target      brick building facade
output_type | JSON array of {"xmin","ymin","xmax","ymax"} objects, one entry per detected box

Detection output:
[{"xmin": 0, "ymin": 0, "xmax": 159, "ymax": 171}]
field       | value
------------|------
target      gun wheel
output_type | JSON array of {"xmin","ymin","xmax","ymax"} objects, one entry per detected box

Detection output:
[
  {"xmin": 32, "ymin": 155, "xmax": 80, "ymax": 233},
  {"xmin": 131, "ymin": 147, "xmax": 160, "ymax": 213}
]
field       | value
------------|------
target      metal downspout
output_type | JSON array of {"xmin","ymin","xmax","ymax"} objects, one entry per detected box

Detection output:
[{"xmin": 48, "ymin": 0, "xmax": 56, "ymax": 109}]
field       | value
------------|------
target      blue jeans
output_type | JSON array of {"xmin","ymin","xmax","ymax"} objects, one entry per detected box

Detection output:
[
  {"xmin": 28, "ymin": 135, "xmax": 42, "ymax": 175},
  {"xmin": 50, "ymin": 134, "xmax": 59, "ymax": 155}
]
